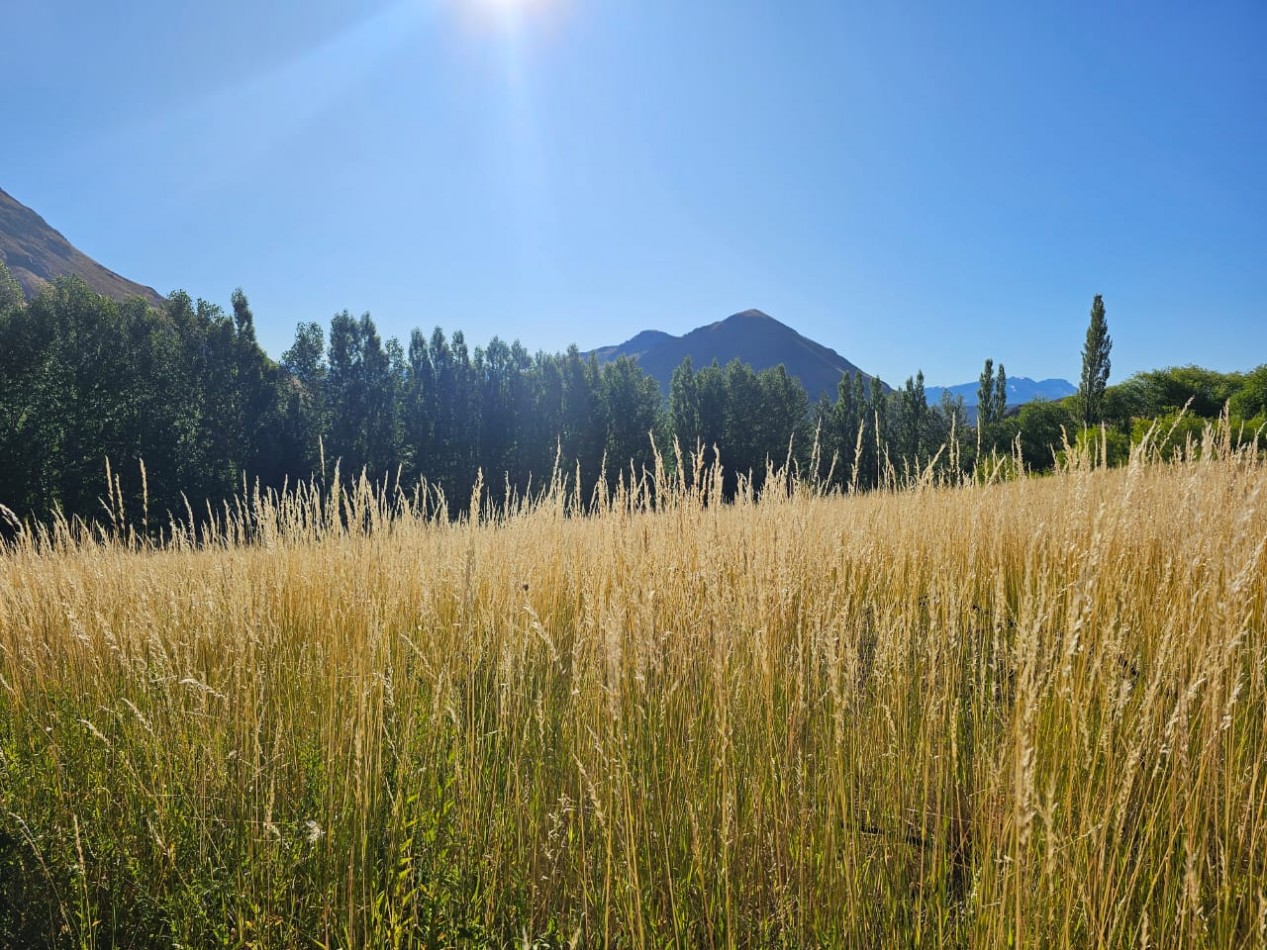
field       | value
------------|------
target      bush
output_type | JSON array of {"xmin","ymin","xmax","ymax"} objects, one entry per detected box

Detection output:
[
  {"xmin": 1071, "ymin": 426, "xmax": 1132, "ymax": 467},
  {"xmin": 1015, "ymin": 399, "xmax": 1078, "ymax": 470}
]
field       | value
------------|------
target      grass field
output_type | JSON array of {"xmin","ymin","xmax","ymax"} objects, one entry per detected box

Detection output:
[{"xmin": 2, "ymin": 430, "xmax": 1266, "ymax": 948}]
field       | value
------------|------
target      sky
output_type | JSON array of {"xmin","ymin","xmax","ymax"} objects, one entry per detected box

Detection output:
[{"xmin": 3, "ymin": 0, "xmax": 1265, "ymax": 386}]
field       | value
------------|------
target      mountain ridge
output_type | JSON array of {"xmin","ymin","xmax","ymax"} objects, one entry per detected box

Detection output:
[
  {"xmin": 925, "ymin": 377, "xmax": 1076, "ymax": 407},
  {"xmin": 0, "ymin": 186, "xmax": 164, "ymax": 306},
  {"xmin": 590, "ymin": 311, "xmax": 1075, "ymax": 409}
]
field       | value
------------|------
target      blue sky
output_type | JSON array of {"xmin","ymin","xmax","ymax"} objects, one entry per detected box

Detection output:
[{"xmin": 4, "ymin": 0, "xmax": 1264, "ymax": 385}]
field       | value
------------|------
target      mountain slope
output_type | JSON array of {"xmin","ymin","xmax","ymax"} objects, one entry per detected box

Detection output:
[
  {"xmin": 588, "ymin": 309, "xmax": 877, "ymax": 400},
  {"xmin": 0, "ymin": 187, "xmax": 164, "ymax": 306}
]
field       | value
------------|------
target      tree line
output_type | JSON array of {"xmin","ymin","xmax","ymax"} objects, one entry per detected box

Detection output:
[{"xmin": 1, "ymin": 268, "xmax": 1263, "ymax": 530}]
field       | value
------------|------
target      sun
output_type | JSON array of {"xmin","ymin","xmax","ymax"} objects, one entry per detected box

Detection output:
[
  {"xmin": 463, "ymin": 0, "xmax": 558, "ymax": 36},
  {"xmin": 456, "ymin": 0, "xmax": 563, "ymax": 45},
  {"xmin": 479, "ymin": 0, "xmax": 542, "ymax": 10}
]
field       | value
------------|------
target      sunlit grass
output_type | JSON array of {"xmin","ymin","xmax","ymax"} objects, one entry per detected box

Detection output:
[{"xmin": 1, "ymin": 427, "xmax": 1265, "ymax": 947}]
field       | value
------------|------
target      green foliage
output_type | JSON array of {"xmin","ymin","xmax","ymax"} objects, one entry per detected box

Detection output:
[
  {"xmin": 598, "ymin": 355, "xmax": 662, "ymax": 484},
  {"xmin": 1129, "ymin": 365, "xmax": 1241, "ymax": 417},
  {"xmin": 1131, "ymin": 412, "xmax": 1209, "ymax": 460},
  {"xmin": 0, "ymin": 260, "xmax": 22, "ymax": 313},
  {"xmin": 1097, "ymin": 365, "xmax": 1259, "ymax": 446},
  {"xmin": 974, "ymin": 358, "xmax": 1011, "ymax": 455},
  {"xmin": 1131, "ymin": 410, "xmax": 1265, "ymax": 460},
  {"xmin": 995, "ymin": 362, "xmax": 1007, "ymax": 420},
  {"xmin": 8, "ymin": 274, "xmax": 1259, "ymax": 527},
  {"xmin": 1229, "ymin": 365, "xmax": 1267, "ymax": 419},
  {"xmin": 1072, "ymin": 425, "xmax": 1132, "ymax": 467},
  {"xmin": 1100, "ymin": 378, "xmax": 1151, "ymax": 431},
  {"xmin": 977, "ymin": 358, "xmax": 997, "ymax": 427},
  {"xmin": 667, "ymin": 359, "xmax": 815, "ymax": 497},
  {"xmin": 279, "ymin": 321, "xmax": 329, "ymax": 480},
  {"xmin": 668, "ymin": 355, "xmax": 699, "ymax": 448},
  {"xmin": 974, "ymin": 358, "xmax": 1010, "ymax": 459},
  {"xmin": 1014, "ymin": 399, "xmax": 1077, "ymax": 469}
]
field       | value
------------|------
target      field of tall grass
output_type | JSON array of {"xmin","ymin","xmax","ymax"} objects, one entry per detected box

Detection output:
[{"xmin": 2, "ymin": 428, "xmax": 1265, "ymax": 948}]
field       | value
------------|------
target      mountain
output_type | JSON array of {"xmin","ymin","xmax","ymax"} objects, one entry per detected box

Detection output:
[
  {"xmin": 588, "ymin": 329, "xmax": 676, "ymax": 363},
  {"xmin": 587, "ymin": 309, "xmax": 878, "ymax": 401},
  {"xmin": 0, "ymin": 187, "xmax": 164, "ymax": 306},
  {"xmin": 925, "ymin": 377, "xmax": 1076, "ymax": 408}
]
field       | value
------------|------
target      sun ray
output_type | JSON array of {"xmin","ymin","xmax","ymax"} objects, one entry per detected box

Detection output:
[{"xmin": 94, "ymin": 0, "xmax": 443, "ymax": 205}]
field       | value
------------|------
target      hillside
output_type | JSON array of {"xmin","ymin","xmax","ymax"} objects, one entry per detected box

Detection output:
[
  {"xmin": 0, "ymin": 186, "xmax": 164, "ymax": 306},
  {"xmin": 588, "ymin": 309, "xmax": 878, "ymax": 400}
]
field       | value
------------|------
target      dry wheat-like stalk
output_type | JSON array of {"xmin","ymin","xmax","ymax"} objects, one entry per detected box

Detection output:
[{"xmin": 0, "ymin": 427, "xmax": 1264, "ymax": 947}]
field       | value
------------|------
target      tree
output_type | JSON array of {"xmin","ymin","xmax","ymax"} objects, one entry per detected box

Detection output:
[
  {"xmin": 975, "ymin": 359, "xmax": 1009, "ymax": 433},
  {"xmin": 1015, "ymin": 399, "xmax": 1076, "ymax": 470},
  {"xmin": 753, "ymin": 365, "xmax": 809, "ymax": 486},
  {"xmin": 598, "ymin": 356, "xmax": 662, "ymax": 487},
  {"xmin": 1126, "ymin": 365, "xmax": 1239, "ymax": 419},
  {"xmin": 722, "ymin": 360, "xmax": 763, "ymax": 491},
  {"xmin": 278, "ymin": 321, "xmax": 329, "ymax": 481},
  {"xmin": 694, "ymin": 361, "xmax": 728, "ymax": 471},
  {"xmin": 522, "ymin": 350, "xmax": 565, "ymax": 488},
  {"xmin": 864, "ymin": 375, "xmax": 888, "ymax": 489},
  {"xmin": 896, "ymin": 371, "xmax": 929, "ymax": 465},
  {"xmin": 475, "ymin": 337, "xmax": 518, "ymax": 486},
  {"xmin": 669, "ymin": 356, "xmax": 700, "ymax": 450},
  {"xmin": 1079, "ymin": 294, "xmax": 1112, "ymax": 426},
  {"xmin": 827, "ymin": 372, "xmax": 861, "ymax": 487},
  {"xmin": 1229, "ymin": 365, "xmax": 1267, "ymax": 421},
  {"xmin": 227, "ymin": 289, "xmax": 282, "ymax": 484},
  {"xmin": 0, "ymin": 260, "xmax": 22, "ymax": 313},
  {"xmin": 326, "ymin": 311, "xmax": 403, "ymax": 479},
  {"xmin": 558, "ymin": 346, "xmax": 603, "ymax": 489},
  {"xmin": 402, "ymin": 329, "xmax": 434, "ymax": 486},
  {"xmin": 164, "ymin": 290, "xmax": 249, "ymax": 504},
  {"xmin": 447, "ymin": 330, "xmax": 482, "ymax": 497},
  {"xmin": 978, "ymin": 359, "xmax": 996, "ymax": 428}
]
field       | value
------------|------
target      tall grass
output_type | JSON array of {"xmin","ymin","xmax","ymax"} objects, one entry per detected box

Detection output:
[{"xmin": 1, "ymin": 426, "xmax": 1265, "ymax": 947}]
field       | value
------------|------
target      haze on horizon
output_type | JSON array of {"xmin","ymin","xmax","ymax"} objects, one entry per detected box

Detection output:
[{"xmin": 4, "ymin": 0, "xmax": 1264, "ymax": 386}]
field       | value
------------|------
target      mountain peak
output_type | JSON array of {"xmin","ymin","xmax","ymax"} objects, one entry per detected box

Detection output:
[
  {"xmin": 587, "ymin": 310, "xmax": 876, "ymax": 400},
  {"xmin": 0, "ymin": 186, "xmax": 164, "ymax": 306}
]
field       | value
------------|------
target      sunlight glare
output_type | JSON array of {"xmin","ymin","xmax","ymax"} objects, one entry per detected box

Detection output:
[
  {"xmin": 478, "ymin": 0, "xmax": 543, "ymax": 12},
  {"xmin": 456, "ymin": 0, "xmax": 565, "ymax": 38}
]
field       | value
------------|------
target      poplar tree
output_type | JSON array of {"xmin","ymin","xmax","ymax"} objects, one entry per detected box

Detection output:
[
  {"xmin": 978, "ymin": 358, "xmax": 996, "ymax": 427},
  {"xmin": 1079, "ymin": 294, "xmax": 1112, "ymax": 426},
  {"xmin": 995, "ymin": 363, "xmax": 1007, "ymax": 422},
  {"xmin": 669, "ymin": 356, "xmax": 700, "ymax": 449}
]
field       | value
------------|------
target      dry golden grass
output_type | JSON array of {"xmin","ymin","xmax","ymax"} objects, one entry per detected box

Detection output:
[{"xmin": 1, "ymin": 431, "xmax": 1265, "ymax": 947}]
